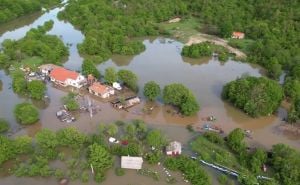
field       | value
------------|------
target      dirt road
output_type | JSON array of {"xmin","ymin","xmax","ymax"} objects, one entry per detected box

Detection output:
[{"xmin": 186, "ymin": 33, "xmax": 246, "ymax": 59}]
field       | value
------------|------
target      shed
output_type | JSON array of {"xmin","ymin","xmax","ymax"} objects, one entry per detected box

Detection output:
[
  {"xmin": 121, "ymin": 156, "xmax": 143, "ymax": 170},
  {"xmin": 166, "ymin": 141, "xmax": 182, "ymax": 156}
]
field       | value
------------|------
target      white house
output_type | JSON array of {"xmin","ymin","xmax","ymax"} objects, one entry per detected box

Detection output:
[
  {"xmin": 121, "ymin": 156, "xmax": 143, "ymax": 170},
  {"xmin": 166, "ymin": 141, "xmax": 182, "ymax": 156},
  {"xmin": 88, "ymin": 82, "xmax": 115, "ymax": 98},
  {"xmin": 49, "ymin": 67, "xmax": 86, "ymax": 88}
]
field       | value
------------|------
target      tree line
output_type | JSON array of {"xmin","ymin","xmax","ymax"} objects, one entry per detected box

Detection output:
[{"xmin": 0, "ymin": 0, "xmax": 62, "ymax": 24}]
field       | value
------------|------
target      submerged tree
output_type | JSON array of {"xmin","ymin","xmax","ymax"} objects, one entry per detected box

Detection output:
[
  {"xmin": 143, "ymin": 81, "xmax": 160, "ymax": 101},
  {"xmin": 14, "ymin": 102, "xmax": 39, "ymax": 125}
]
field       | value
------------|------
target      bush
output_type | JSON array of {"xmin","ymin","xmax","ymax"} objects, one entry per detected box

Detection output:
[
  {"xmin": 143, "ymin": 81, "xmax": 160, "ymax": 101},
  {"xmin": 81, "ymin": 171, "xmax": 89, "ymax": 183},
  {"xmin": 218, "ymin": 174, "xmax": 228, "ymax": 185},
  {"xmin": 0, "ymin": 118, "xmax": 9, "ymax": 133},
  {"xmin": 14, "ymin": 103, "xmax": 39, "ymax": 125},
  {"xmin": 203, "ymin": 132, "xmax": 224, "ymax": 145},
  {"xmin": 115, "ymin": 167, "xmax": 125, "ymax": 176},
  {"xmin": 61, "ymin": 93, "xmax": 79, "ymax": 111}
]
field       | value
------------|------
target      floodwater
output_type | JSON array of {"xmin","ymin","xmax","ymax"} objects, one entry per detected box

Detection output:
[{"xmin": 0, "ymin": 2, "xmax": 299, "ymax": 185}]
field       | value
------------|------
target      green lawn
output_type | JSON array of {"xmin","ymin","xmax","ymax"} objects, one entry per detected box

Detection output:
[{"xmin": 158, "ymin": 17, "xmax": 201, "ymax": 42}]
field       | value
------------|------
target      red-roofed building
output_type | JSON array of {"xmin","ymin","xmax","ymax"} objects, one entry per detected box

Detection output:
[
  {"xmin": 88, "ymin": 82, "xmax": 115, "ymax": 98},
  {"xmin": 231, "ymin": 32, "xmax": 245, "ymax": 39},
  {"xmin": 49, "ymin": 67, "xmax": 86, "ymax": 88}
]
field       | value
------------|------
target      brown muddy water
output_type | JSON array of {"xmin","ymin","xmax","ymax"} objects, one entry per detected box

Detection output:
[{"xmin": 0, "ymin": 2, "xmax": 299, "ymax": 185}]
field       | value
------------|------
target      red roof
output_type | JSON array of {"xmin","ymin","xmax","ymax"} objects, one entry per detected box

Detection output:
[
  {"xmin": 89, "ymin": 82, "xmax": 109, "ymax": 94},
  {"xmin": 49, "ymin": 67, "xmax": 79, "ymax": 82},
  {"xmin": 232, "ymin": 32, "xmax": 245, "ymax": 36}
]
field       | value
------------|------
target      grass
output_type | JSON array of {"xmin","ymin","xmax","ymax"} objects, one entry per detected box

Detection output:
[
  {"xmin": 227, "ymin": 38, "xmax": 254, "ymax": 54},
  {"xmin": 12, "ymin": 56, "xmax": 43, "ymax": 71},
  {"xmin": 158, "ymin": 17, "xmax": 201, "ymax": 42},
  {"xmin": 190, "ymin": 136, "xmax": 242, "ymax": 171}
]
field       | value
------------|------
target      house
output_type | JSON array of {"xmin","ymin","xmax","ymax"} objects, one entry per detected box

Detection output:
[
  {"xmin": 231, "ymin": 32, "xmax": 245, "ymax": 39},
  {"xmin": 121, "ymin": 156, "xmax": 143, "ymax": 170},
  {"xmin": 113, "ymin": 82, "xmax": 122, "ymax": 90},
  {"xmin": 166, "ymin": 141, "xmax": 182, "ymax": 156},
  {"xmin": 88, "ymin": 82, "xmax": 115, "ymax": 98},
  {"xmin": 49, "ymin": 67, "xmax": 86, "ymax": 88}
]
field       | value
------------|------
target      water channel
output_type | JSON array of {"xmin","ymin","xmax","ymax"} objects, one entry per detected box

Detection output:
[{"xmin": 0, "ymin": 3, "xmax": 299, "ymax": 185}]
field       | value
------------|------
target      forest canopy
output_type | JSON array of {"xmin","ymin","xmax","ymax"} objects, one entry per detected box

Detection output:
[{"xmin": 58, "ymin": 0, "xmax": 188, "ymax": 62}]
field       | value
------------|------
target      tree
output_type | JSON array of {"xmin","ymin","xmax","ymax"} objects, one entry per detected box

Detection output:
[
  {"xmin": 57, "ymin": 127, "xmax": 87, "ymax": 148},
  {"xmin": 117, "ymin": 69, "xmax": 138, "ymax": 92},
  {"xmin": 36, "ymin": 129, "xmax": 58, "ymax": 149},
  {"xmin": 0, "ymin": 118, "xmax": 9, "ymax": 133},
  {"xmin": 227, "ymin": 128, "xmax": 246, "ymax": 154},
  {"xmin": 82, "ymin": 59, "xmax": 100, "ymax": 78},
  {"xmin": 270, "ymin": 144, "xmax": 300, "ymax": 185},
  {"xmin": 61, "ymin": 92, "xmax": 79, "ymax": 111},
  {"xmin": 88, "ymin": 143, "xmax": 113, "ymax": 174},
  {"xmin": 146, "ymin": 129, "xmax": 166, "ymax": 148},
  {"xmin": 12, "ymin": 71, "xmax": 27, "ymax": 95},
  {"xmin": 105, "ymin": 123, "xmax": 118, "ymax": 137},
  {"xmin": 27, "ymin": 80, "xmax": 46, "ymax": 100},
  {"xmin": 143, "ymin": 81, "xmax": 160, "ymax": 101},
  {"xmin": 163, "ymin": 83, "xmax": 200, "ymax": 116},
  {"xmin": 249, "ymin": 148, "xmax": 267, "ymax": 174},
  {"xmin": 104, "ymin": 67, "xmax": 117, "ymax": 85},
  {"xmin": 14, "ymin": 103, "xmax": 39, "ymax": 125}
]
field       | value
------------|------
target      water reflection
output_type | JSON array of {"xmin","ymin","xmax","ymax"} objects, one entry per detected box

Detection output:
[{"xmin": 110, "ymin": 55, "xmax": 135, "ymax": 66}]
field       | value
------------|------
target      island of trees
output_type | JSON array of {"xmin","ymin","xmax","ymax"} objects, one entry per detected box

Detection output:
[
  {"xmin": 222, "ymin": 76, "xmax": 283, "ymax": 117},
  {"xmin": 182, "ymin": 42, "xmax": 230, "ymax": 61}
]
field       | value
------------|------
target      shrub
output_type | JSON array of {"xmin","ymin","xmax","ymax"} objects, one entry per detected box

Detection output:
[{"xmin": 0, "ymin": 118, "xmax": 9, "ymax": 133}]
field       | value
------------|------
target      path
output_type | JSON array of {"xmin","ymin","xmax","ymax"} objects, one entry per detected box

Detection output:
[{"xmin": 186, "ymin": 33, "xmax": 247, "ymax": 59}]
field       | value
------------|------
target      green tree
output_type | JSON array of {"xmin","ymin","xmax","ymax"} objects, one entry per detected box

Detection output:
[
  {"xmin": 14, "ymin": 103, "xmax": 39, "ymax": 125},
  {"xmin": 146, "ymin": 129, "xmax": 166, "ymax": 148},
  {"xmin": 105, "ymin": 123, "xmax": 118, "ymax": 137},
  {"xmin": 143, "ymin": 81, "xmax": 160, "ymax": 101},
  {"xmin": 88, "ymin": 143, "xmax": 113, "ymax": 173},
  {"xmin": 163, "ymin": 83, "xmax": 200, "ymax": 116},
  {"xmin": 36, "ymin": 129, "xmax": 58, "ymax": 149},
  {"xmin": 57, "ymin": 127, "xmax": 87, "ymax": 148},
  {"xmin": 117, "ymin": 69, "xmax": 138, "ymax": 92},
  {"xmin": 0, "ymin": 118, "xmax": 9, "ymax": 133},
  {"xmin": 227, "ymin": 128, "xmax": 246, "ymax": 154},
  {"xmin": 12, "ymin": 71, "xmax": 27, "ymax": 95},
  {"xmin": 104, "ymin": 67, "xmax": 117, "ymax": 85},
  {"xmin": 27, "ymin": 80, "xmax": 46, "ymax": 100},
  {"xmin": 270, "ymin": 144, "xmax": 300, "ymax": 185},
  {"xmin": 249, "ymin": 148, "xmax": 267, "ymax": 174},
  {"xmin": 82, "ymin": 59, "xmax": 100, "ymax": 78}
]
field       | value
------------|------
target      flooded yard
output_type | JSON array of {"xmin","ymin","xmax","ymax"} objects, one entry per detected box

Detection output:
[{"xmin": 0, "ymin": 2, "xmax": 299, "ymax": 185}]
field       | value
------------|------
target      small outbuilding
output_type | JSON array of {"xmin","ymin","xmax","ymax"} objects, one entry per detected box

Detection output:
[
  {"xmin": 231, "ymin": 32, "xmax": 245, "ymax": 39},
  {"xmin": 166, "ymin": 141, "xmax": 182, "ymax": 156},
  {"xmin": 113, "ymin": 82, "xmax": 122, "ymax": 90},
  {"xmin": 88, "ymin": 82, "xmax": 115, "ymax": 98},
  {"xmin": 121, "ymin": 156, "xmax": 143, "ymax": 170}
]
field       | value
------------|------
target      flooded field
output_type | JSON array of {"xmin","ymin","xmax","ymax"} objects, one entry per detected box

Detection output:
[{"xmin": 0, "ymin": 2, "xmax": 299, "ymax": 185}]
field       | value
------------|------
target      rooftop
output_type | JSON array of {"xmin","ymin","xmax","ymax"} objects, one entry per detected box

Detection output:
[{"xmin": 49, "ymin": 67, "xmax": 79, "ymax": 82}]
